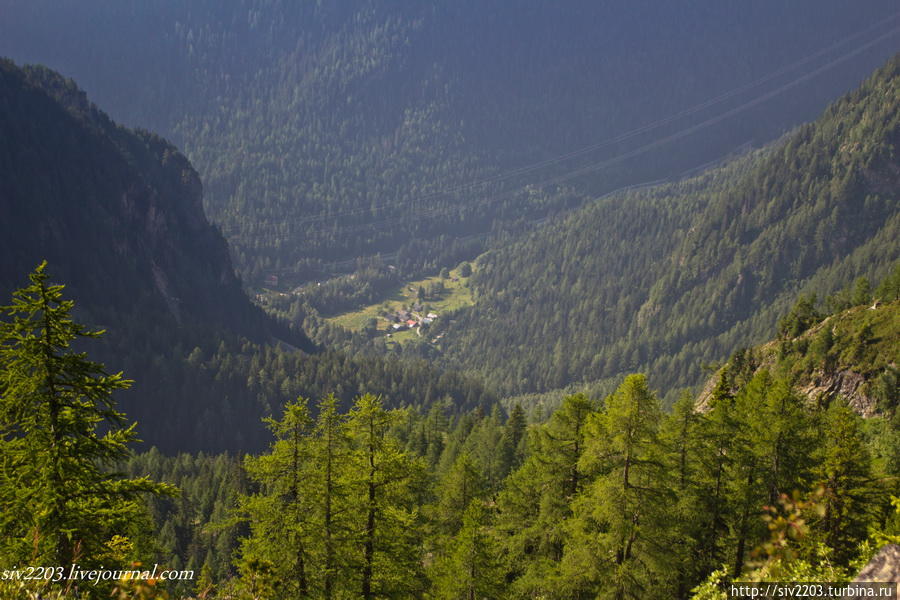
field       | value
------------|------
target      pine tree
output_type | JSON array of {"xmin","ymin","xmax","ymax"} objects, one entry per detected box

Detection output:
[
  {"xmin": 344, "ymin": 394, "xmax": 426, "ymax": 599},
  {"xmin": 0, "ymin": 262, "xmax": 172, "ymax": 569},
  {"xmin": 238, "ymin": 398, "xmax": 316, "ymax": 598},
  {"xmin": 564, "ymin": 374, "xmax": 666, "ymax": 599},
  {"xmin": 812, "ymin": 401, "xmax": 879, "ymax": 564},
  {"xmin": 430, "ymin": 502, "xmax": 506, "ymax": 600}
]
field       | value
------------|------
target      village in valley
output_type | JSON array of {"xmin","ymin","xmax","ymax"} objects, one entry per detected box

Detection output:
[
  {"xmin": 386, "ymin": 305, "xmax": 439, "ymax": 335},
  {"xmin": 251, "ymin": 260, "xmax": 475, "ymax": 347},
  {"xmin": 328, "ymin": 263, "xmax": 474, "ymax": 345}
]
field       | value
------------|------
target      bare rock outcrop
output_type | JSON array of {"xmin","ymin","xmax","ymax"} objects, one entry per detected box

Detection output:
[{"xmin": 853, "ymin": 544, "xmax": 900, "ymax": 594}]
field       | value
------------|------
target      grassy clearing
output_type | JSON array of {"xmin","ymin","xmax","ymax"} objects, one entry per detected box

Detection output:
[{"xmin": 328, "ymin": 267, "xmax": 474, "ymax": 340}]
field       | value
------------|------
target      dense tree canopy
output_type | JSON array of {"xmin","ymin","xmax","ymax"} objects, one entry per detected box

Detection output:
[
  {"xmin": 426, "ymin": 56, "xmax": 900, "ymax": 402},
  {"xmin": 2, "ymin": 1, "xmax": 896, "ymax": 287}
]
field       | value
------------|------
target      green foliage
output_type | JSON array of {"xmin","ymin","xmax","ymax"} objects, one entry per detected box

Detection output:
[
  {"xmin": 778, "ymin": 296, "xmax": 821, "ymax": 339},
  {"xmin": 42, "ymin": 348, "xmax": 898, "ymax": 599},
  {"xmin": 345, "ymin": 394, "xmax": 427, "ymax": 599},
  {"xmin": 430, "ymin": 453, "xmax": 487, "ymax": 537},
  {"xmin": 238, "ymin": 399, "xmax": 316, "ymax": 598},
  {"xmin": 236, "ymin": 394, "xmax": 425, "ymax": 599},
  {"xmin": 119, "ymin": 450, "xmax": 247, "ymax": 598},
  {"xmin": 723, "ymin": 289, "xmax": 900, "ymax": 417},
  {"xmin": 810, "ymin": 402, "xmax": 881, "ymax": 564},
  {"xmin": 875, "ymin": 263, "xmax": 900, "ymax": 302},
  {"xmin": 494, "ymin": 393, "xmax": 595, "ymax": 597},
  {"xmin": 852, "ymin": 277, "xmax": 873, "ymax": 306},
  {"xmin": 428, "ymin": 502, "xmax": 506, "ymax": 600},
  {"xmin": 9, "ymin": 1, "xmax": 890, "ymax": 291},
  {"xmin": 427, "ymin": 57, "xmax": 900, "ymax": 402},
  {"xmin": 563, "ymin": 375, "xmax": 668, "ymax": 598},
  {"xmin": 0, "ymin": 263, "xmax": 173, "ymax": 596}
]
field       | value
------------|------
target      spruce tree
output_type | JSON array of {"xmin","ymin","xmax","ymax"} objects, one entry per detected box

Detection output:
[{"xmin": 0, "ymin": 263, "xmax": 172, "ymax": 569}]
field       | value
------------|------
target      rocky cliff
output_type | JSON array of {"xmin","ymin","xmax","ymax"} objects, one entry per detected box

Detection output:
[{"xmin": 696, "ymin": 299, "xmax": 899, "ymax": 415}]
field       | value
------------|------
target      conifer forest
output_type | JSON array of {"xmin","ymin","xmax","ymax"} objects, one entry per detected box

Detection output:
[{"xmin": 0, "ymin": 2, "xmax": 898, "ymax": 598}]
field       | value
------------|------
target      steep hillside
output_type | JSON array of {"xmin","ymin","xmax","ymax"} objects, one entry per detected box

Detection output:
[
  {"xmin": 0, "ymin": 60, "xmax": 498, "ymax": 452},
  {"xmin": 1, "ymin": 0, "xmax": 897, "ymax": 288},
  {"xmin": 0, "ymin": 60, "xmax": 265, "ymax": 335},
  {"xmin": 697, "ymin": 281, "xmax": 900, "ymax": 416},
  {"xmin": 427, "ymin": 55, "xmax": 900, "ymax": 401},
  {"xmin": 0, "ymin": 59, "xmax": 296, "ymax": 448}
]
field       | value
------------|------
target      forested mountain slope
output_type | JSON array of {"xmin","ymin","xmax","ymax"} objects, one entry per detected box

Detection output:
[
  {"xmin": 0, "ymin": 60, "xmax": 265, "ymax": 337},
  {"xmin": 114, "ymin": 274, "xmax": 900, "ymax": 599},
  {"xmin": 696, "ymin": 278, "xmax": 900, "ymax": 417},
  {"xmin": 428, "ymin": 55, "xmax": 900, "ymax": 400},
  {"xmin": 0, "ymin": 61, "xmax": 498, "ymax": 452},
  {"xmin": 2, "ymin": 0, "xmax": 897, "ymax": 287}
]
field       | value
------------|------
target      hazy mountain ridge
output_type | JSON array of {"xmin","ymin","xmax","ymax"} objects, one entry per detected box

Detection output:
[
  {"xmin": 2, "ymin": 0, "xmax": 897, "ymax": 287},
  {"xmin": 0, "ymin": 60, "xmax": 502, "ymax": 453},
  {"xmin": 0, "ymin": 60, "xmax": 254, "ymax": 330},
  {"xmin": 0, "ymin": 59, "xmax": 296, "ymax": 449}
]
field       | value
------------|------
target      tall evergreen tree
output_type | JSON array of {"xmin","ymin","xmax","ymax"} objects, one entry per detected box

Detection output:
[
  {"xmin": 0, "ymin": 263, "xmax": 172, "ymax": 571},
  {"xmin": 432, "ymin": 452, "xmax": 488, "ymax": 537},
  {"xmin": 498, "ymin": 403, "xmax": 527, "ymax": 478},
  {"xmin": 657, "ymin": 390, "xmax": 708, "ymax": 599},
  {"xmin": 694, "ymin": 367, "xmax": 741, "ymax": 575},
  {"xmin": 812, "ymin": 401, "xmax": 880, "ymax": 564},
  {"xmin": 725, "ymin": 371, "xmax": 816, "ymax": 577},
  {"xmin": 238, "ymin": 399, "xmax": 316, "ymax": 598},
  {"xmin": 495, "ymin": 393, "xmax": 595, "ymax": 597},
  {"xmin": 564, "ymin": 374, "xmax": 666, "ymax": 599},
  {"xmin": 345, "ymin": 394, "xmax": 426, "ymax": 599},
  {"xmin": 430, "ymin": 502, "xmax": 506, "ymax": 600},
  {"xmin": 313, "ymin": 394, "xmax": 352, "ymax": 600}
]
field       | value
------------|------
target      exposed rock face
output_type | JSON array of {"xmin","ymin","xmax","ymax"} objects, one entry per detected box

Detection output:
[
  {"xmin": 695, "ymin": 301, "xmax": 898, "ymax": 417},
  {"xmin": 0, "ymin": 59, "xmax": 252, "ymax": 332},
  {"xmin": 853, "ymin": 544, "xmax": 900, "ymax": 591},
  {"xmin": 799, "ymin": 369, "xmax": 875, "ymax": 418},
  {"xmin": 697, "ymin": 364, "xmax": 880, "ymax": 417}
]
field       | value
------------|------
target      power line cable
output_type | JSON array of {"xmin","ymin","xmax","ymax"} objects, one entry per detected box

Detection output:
[{"xmin": 290, "ymin": 13, "xmax": 900, "ymax": 226}]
